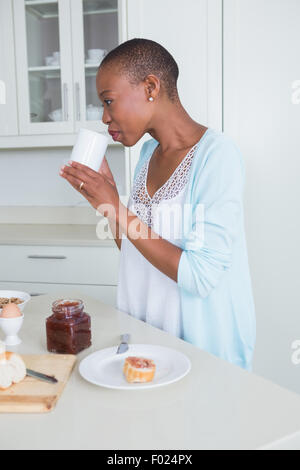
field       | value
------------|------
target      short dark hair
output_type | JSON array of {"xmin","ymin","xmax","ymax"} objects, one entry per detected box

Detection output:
[{"xmin": 99, "ymin": 38, "xmax": 179, "ymax": 101}]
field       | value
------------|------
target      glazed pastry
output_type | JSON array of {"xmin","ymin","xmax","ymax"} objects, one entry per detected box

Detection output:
[
  {"xmin": 0, "ymin": 341, "xmax": 26, "ymax": 390},
  {"xmin": 123, "ymin": 356, "xmax": 156, "ymax": 383}
]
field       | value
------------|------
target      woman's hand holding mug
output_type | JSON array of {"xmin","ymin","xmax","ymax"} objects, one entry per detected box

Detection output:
[
  {"xmin": 60, "ymin": 158, "xmax": 120, "ymax": 220},
  {"xmin": 60, "ymin": 128, "xmax": 120, "ymax": 221}
]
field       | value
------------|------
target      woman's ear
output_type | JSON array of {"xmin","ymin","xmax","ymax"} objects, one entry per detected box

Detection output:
[{"xmin": 144, "ymin": 74, "xmax": 161, "ymax": 101}]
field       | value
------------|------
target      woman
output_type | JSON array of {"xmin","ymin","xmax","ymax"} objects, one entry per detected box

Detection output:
[{"xmin": 60, "ymin": 39, "xmax": 256, "ymax": 371}]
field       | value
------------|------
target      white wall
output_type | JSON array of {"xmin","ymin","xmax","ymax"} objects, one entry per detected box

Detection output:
[
  {"xmin": 224, "ymin": 0, "xmax": 300, "ymax": 393},
  {"xmin": 0, "ymin": 145, "xmax": 126, "ymax": 206}
]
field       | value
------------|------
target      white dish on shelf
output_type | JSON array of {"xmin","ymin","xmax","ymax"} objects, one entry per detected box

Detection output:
[
  {"xmin": 45, "ymin": 51, "xmax": 60, "ymax": 66},
  {"xmin": 48, "ymin": 108, "xmax": 63, "ymax": 122},
  {"xmin": 86, "ymin": 104, "xmax": 103, "ymax": 121},
  {"xmin": 45, "ymin": 56, "xmax": 54, "ymax": 66},
  {"xmin": 87, "ymin": 48, "xmax": 107, "ymax": 61},
  {"xmin": 79, "ymin": 343, "xmax": 191, "ymax": 390}
]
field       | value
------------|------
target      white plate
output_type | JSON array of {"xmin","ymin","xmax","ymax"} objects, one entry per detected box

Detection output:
[{"xmin": 79, "ymin": 344, "xmax": 191, "ymax": 390}]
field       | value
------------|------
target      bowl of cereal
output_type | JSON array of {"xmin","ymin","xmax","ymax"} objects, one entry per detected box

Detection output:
[{"xmin": 0, "ymin": 291, "xmax": 31, "ymax": 315}]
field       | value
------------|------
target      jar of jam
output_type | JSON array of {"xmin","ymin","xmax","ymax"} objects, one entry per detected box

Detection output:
[{"xmin": 46, "ymin": 299, "xmax": 91, "ymax": 354}]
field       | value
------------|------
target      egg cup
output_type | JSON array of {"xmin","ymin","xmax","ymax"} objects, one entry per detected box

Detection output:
[{"xmin": 0, "ymin": 314, "xmax": 24, "ymax": 346}]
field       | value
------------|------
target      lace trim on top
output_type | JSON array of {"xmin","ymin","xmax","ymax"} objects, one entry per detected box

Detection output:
[{"xmin": 132, "ymin": 142, "xmax": 199, "ymax": 226}]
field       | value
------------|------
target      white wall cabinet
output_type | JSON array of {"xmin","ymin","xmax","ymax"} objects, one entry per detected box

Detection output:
[
  {"xmin": 70, "ymin": 0, "xmax": 126, "ymax": 133},
  {"xmin": 0, "ymin": 0, "xmax": 19, "ymax": 136},
  {"xmin": 14, "ymin": 0, "xmax": 74, "ymax": 135},
  {"xmin": 12, "ymin": 0, "xmax": 124, "ymax": 137},
  {"xmin": 0, "ymin": 245, "xmax": 119, "ymax": 285},
  {"xmin": 0, "ymin": 244, "xmax": 120, "ymax": 307},
  {"xmin": 0, "ymin": 281, "xmax": 117, "ymax": 307}
]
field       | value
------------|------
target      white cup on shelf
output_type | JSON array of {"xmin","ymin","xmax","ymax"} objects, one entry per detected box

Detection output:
[
  {"xmin": 52, "ymin": 51, "xmax": 60, "ymax": 66},
  {"xmin": 87, "ymin": 48, "xmax": 107, "ymax": 63},
  {"xmin": 48, "ymin": 108, "xmax": 63, "ymax": 122},
  {"xmin": 45, "ymin": 56, "xmax": 54, "ymax": 66}
]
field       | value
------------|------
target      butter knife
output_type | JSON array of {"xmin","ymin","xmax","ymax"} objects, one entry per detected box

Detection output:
[
  {"xmin": 26, "ymin": 369, "xmax": 58, "ymax": 384},
  {"xmin": 116, "ymin": 334, "xmax": 130, "ymax": 354}
]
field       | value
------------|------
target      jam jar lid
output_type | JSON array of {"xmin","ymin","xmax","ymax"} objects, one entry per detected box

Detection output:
[{"xmin": 52, "ymin": 299, "xmax": 84, "ymax": 318}]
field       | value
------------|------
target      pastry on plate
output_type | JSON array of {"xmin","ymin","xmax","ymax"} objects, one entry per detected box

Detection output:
[{"xmin": 123, "ymin": 356, "xmax": 156, "ymax": 383}]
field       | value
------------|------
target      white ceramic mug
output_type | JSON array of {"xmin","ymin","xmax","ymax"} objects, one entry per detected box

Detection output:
[
  {"xmin": 70, "ymin": 128, "xmax": 109, "ymax": 171},
  {"xmin": 45, "ymin": 56, "xmax": 54, "ymax": 66},
  {"xmin": 88, "ymin": 48, "xmax": 107, "ymax": 61}
]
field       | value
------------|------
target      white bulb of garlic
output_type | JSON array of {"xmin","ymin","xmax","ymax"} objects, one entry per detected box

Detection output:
[{"xmin": 0, "ymin": 341, "xmax": 26, "ymax": 390}]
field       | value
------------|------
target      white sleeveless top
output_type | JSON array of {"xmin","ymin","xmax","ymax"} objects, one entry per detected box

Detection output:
[{"xmin": 116, "ymin": 142, "xmax": 199, "ymax": 338}]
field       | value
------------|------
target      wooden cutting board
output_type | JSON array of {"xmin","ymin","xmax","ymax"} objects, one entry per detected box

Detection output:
[{"xmin": 0, "ymin": 354, "xmax": 76, "ymax": 413}]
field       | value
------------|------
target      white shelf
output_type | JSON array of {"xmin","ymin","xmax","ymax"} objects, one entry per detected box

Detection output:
[
  {"xmin": 83, "ymin": 8, "xmax": 117, "ymax": 16},
  {"xmin": 28, "ymin": 65, "xmax": 99, "ymax": 79},
  {"xmin": 25, "ymin": 0, "xmax": 58, "ymax": 5},
  {"xmin": 85, "ymin": 64, "xmax": 100, "ymax": 76},
  {"xmin": 82, "ymin": 0, "xmax": 118, "ymax": 16},
  {"xmin": 0, "ymin": 133, "xmax": 121, "ymax": 149},
  {"xmin": 28, "ymin": 65, "xmax": 60, "ymax": 72},
  {"xmin": 25, "ymin": 0, "xmax": 59, "ymax": 20},
  {"xmin": 25, "ymin": 0, "xmax": 117, "ymax": 19},
  {"xmin": 28, "ymin": 65, "xmax": 61, "ymax": 79},
  {"xmin": 25, "ymin": 0, "xmax": 58, "ymax": 3}
]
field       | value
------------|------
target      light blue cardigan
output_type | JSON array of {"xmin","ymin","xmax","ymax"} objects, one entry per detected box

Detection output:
[{"xmin": 133, "ymin": 128, "xmax": 256, "ymax": 371}]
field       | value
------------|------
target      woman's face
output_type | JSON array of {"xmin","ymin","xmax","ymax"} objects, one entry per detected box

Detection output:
[{"xmin": 96, "ymin": 65, "xmax": 155, "ymax": 147}]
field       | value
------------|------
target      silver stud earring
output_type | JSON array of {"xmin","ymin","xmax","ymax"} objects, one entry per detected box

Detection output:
[{"xmin": 148, "ymin": 97, "xmax": 154, "ymax": 102}]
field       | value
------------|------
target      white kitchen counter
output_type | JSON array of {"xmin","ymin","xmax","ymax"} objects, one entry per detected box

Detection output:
[
  {"xmin": 0, "ymin": 224, "xmax": 115, "ymax": 247},
  {"xmin": 1, "ymin": 291, "xmax": 300, "ymax": 450}
]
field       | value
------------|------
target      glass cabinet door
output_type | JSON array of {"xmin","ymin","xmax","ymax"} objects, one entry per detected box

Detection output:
[
  {"xmin": 13, "ymin": 0, "xmax": 74, "ymax": 134},
  {"xmin": 0, "ymin": 0, "xmax": 18, "ymax": 136},
  {"xmin": 71, "ymin": 0, "xmax": 122, "ymax": 133}
]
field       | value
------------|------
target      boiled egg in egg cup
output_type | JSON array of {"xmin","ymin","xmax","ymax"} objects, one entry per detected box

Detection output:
[
  {"xmin": 0, "ymin": 303, "xmax": 24, "ymax": 346},
  {"xmin": 0, "ymin": 291, "xmax": 31, "ymax": 316}
]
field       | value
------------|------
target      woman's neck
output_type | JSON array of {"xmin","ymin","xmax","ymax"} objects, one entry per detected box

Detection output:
[{"xmin": 147, "ymin": 99, "xmax": 207, "ymax": 154}]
